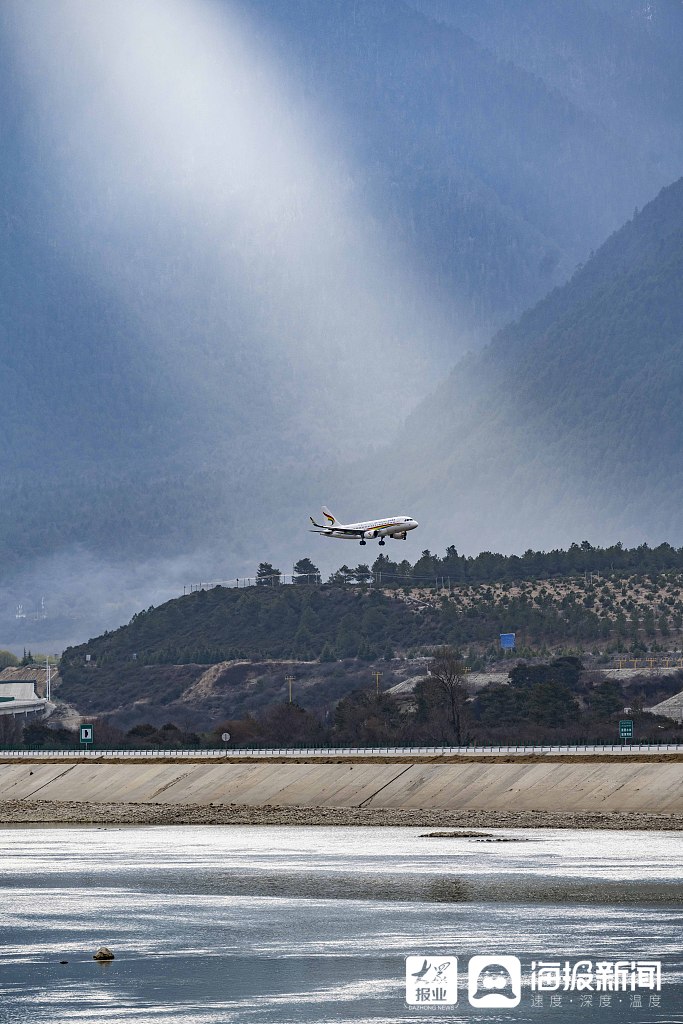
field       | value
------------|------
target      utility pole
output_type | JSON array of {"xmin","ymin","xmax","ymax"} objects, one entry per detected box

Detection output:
[
  {"xmin": 285, "ymin": 674, "xmax": 295, "ymax": 704},
  {"xmin": 375, "ymin": 670, "xmax": 382, "ymax": 696}
]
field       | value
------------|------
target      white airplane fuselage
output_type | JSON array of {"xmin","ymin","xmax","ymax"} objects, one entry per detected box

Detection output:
[
  {"xmin": 326, "ymin": 517, "xmax": 418, "ymax": 540},
  {"xmin": 310, "ymin": 507, "xmax": 419, "ymax": 545}
]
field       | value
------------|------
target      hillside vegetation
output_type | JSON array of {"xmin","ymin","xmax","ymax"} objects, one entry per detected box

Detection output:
[
  {"xmin": 60, "ymin": 546, "xmax": 683, "ymax": 670},
  {"xmin": 51, "ymin": 539, "xmax": 683, "ymax": 739},
  {"xmin": 48, "ymin": 648, "xmax": 683, "ymax": 749}
]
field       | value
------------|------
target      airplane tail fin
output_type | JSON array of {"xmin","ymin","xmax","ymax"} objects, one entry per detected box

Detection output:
[{"xmin": 321, "ymin": 505, "xmax": 337, "ymax": 526}]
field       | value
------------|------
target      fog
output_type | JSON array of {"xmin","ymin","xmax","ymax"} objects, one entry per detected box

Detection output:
[
  {"xmin": 5, "ymin": 0, "xmax": 461, "ymax": 456},
  {"xmin": 0, "ymin": 548, "xmax": 204, "ymax": 656}
]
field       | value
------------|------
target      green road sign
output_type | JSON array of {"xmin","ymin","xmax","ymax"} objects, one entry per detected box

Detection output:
[
  {"xmin": 619, "ymin": 719, "xmax": 633, "ymax": 739},
  {"xmin": 80, "ymin": 724, "xmax": 94, "ymax": 745}
]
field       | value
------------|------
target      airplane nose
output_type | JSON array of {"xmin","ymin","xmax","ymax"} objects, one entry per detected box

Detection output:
[{"xmin": 411, "ymin": 518, "xmax": 418, "ymax": 529}]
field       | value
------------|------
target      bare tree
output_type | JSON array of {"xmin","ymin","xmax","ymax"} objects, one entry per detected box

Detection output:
[{"xmin": 428, "ymin": 646, "xmax": 470, "ymax": 745}]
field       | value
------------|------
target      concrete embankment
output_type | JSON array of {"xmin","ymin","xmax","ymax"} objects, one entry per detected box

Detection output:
[{"xmin": 1, "ymin": 758, "xmax": 683, "ymax": 828}]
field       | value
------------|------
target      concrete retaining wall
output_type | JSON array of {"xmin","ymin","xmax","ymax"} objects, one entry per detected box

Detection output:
[{"xmin": 2, "ymin": 761, "xmax": 683, "ymax": 814}]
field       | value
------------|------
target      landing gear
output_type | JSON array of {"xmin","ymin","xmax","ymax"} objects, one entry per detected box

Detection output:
[
  {"xmin": 378, "ymin": 539, "xmax": 385, "ymax": 546},
  {"xmin": 360, "ymin": 539, "xmax": 366, "ymax": 546}
]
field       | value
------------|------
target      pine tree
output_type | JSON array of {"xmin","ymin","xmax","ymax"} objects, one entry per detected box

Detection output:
[{"xmin": 256, "ymin": 563, "xmax": 281, "ymax": 586}]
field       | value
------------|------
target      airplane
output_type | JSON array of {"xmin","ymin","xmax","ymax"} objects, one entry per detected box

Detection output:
[{"xmin": 309, "ymin": 506, "xmax": 419, "ymax": 546}]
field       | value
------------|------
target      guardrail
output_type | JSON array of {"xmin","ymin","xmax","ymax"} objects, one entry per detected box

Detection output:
[
  {"xmin": 1, "ymin": 744, "xmax": 683, "ymax": 758},
  {"xmin": 611, "ymin": 658, "xmax": 683, "ymax": 670}
]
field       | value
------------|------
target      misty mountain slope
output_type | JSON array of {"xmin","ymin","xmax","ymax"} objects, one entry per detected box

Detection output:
[
  {"xmin": 363, "ymin": 177, "xmax": 683, "ymax": 554},
  {"xmin": 246, "ymin": 0, "xmax": 674, "ymax": 329},
  {"xmin": 412, "ymin": 0, "xmax": 683, "ymax": 168}
]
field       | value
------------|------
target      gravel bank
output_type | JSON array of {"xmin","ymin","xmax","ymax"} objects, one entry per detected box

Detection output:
[{"xmin": 1, "ymin": 800, "xmax": 682, "ymax": 830}]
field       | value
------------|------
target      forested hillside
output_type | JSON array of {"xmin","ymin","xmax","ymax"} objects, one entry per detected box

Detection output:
[
  {"xmin": 51, "ymin": 563, "xmax": 683, "ymax": 742},
  {"xmin": 59, "ymin": 541, "xmax": 683, "ymax": 674}
]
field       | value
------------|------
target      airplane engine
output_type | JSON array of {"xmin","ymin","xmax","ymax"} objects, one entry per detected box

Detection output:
[
  {"xmin": 364, "ymin": 530, "xmax": 377, "ymax": 539},
  {"xmin": 391, "ymin": 531, "xmax": 408, "ymax": 540}
]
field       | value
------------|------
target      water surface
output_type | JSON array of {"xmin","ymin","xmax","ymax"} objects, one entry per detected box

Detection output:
[{"xmin": 0, "ymin": 825, "xmax": 681, "ymax": 1023}]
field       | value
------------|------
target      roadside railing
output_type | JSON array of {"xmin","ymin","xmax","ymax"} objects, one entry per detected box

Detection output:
[
  {"xmin": 1, "ymin": 743, "xmax": 683, "ymax": 759},
  {"xmin": 611, "ymin": 657, "xmax": 683, "ymax": 671}
]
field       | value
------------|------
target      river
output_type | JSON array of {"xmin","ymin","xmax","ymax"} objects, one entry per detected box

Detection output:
[{"xmin": 0, "ymin": 825, "xmax": 681, "ymax": 1023}]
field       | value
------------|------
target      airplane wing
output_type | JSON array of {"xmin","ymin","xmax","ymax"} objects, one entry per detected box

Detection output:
[
  {"xmin": 309, "ymin": 516, "xmax": 365, "ymax": 536},
  {"xmin": 309, "ymin": 528, "xmax": 366, "ymax": 535}
]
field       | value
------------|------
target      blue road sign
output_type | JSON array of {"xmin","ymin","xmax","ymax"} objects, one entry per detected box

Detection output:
[{"xmin": 500, "ymin": 633, "xmax": 516, "ymax": 650}]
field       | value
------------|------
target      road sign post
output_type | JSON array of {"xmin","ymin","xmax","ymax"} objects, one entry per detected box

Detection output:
[{"xmin": 79, "ymin": 724, "xmax": 94, "ymax": 749}]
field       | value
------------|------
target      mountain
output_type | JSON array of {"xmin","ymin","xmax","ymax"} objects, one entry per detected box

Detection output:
[
  {"xmin": 242, "ymin": 0, "xmax": 678, "ymax": 331},
  {"xmin": 363, "ymin": 176, "xmax": 683, "ymax": 554},
  {"xmin": 411, "ymin": 0, "xmax": 683, "ymax": 176},
  {"xmin": 2, "ymin": 0, "xmax": 683, "ymax": 647}
]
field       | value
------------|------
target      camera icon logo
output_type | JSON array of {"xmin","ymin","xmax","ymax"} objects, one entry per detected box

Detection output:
[{"xmin": 468, "ymin": 955, "xmax": 521, "ymax": 1007}]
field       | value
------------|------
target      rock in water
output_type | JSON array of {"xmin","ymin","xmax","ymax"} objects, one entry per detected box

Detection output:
[{"xmin": 93, "ymin": 947, "xmax": 115, "ymax": 960}]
